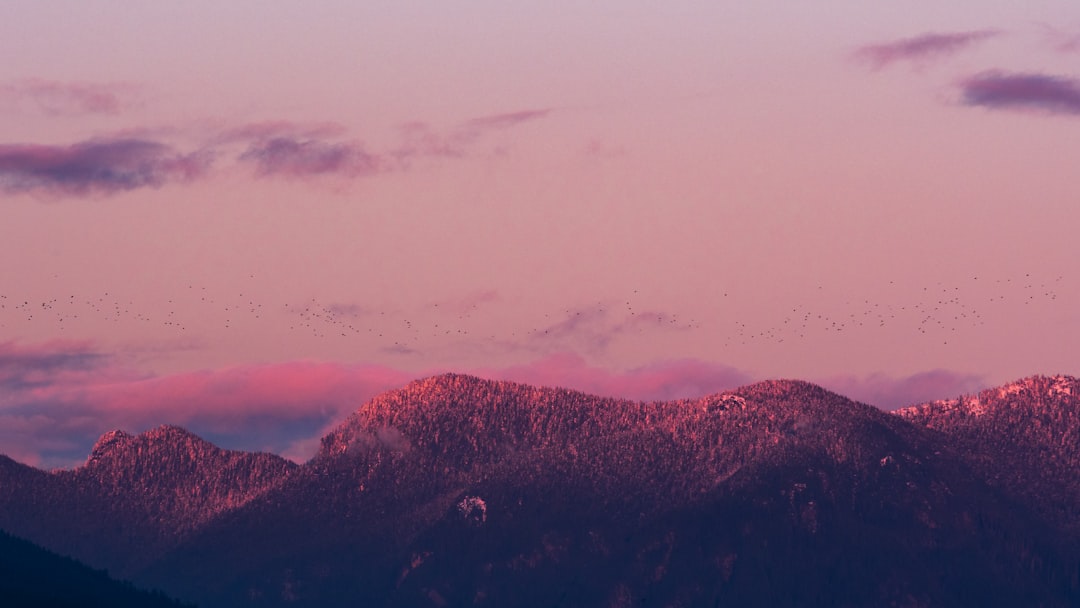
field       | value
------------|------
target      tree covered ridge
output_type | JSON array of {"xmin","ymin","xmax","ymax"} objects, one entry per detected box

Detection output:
[{"xmin": 897, "ymin": 374, "xmax": 1080, "ymax": 532}]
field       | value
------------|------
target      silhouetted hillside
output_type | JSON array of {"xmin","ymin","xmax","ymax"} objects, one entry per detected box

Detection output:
[{"xmin": 0, "ymin": 529, "xmax": 191, "ymax": 608}]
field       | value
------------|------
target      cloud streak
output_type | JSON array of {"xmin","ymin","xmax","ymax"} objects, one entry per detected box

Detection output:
[
  {"xmin": 393, "ymin": 109, "xmax": 552, "ymax": 162},
  {"xmin": 960, "ymin": 71, "xmax": 1080, "ymax": 115},
  {"xmin": 854, "ymin": 30, "xmax": 1001, "ymax": 69},
  {"xmin": 527, "ymin": 306, "xmax": 697, "ymax": 355},
  {"xmin": 0, "ymin": 79, "xmax": 137, "ymax": 116},
  {"xmin": 0, "ymin": 138, "xmax": 210, "ymax": 196}
]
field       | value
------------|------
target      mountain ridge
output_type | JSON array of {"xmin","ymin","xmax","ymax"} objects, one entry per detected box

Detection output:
[{"xmin": 2, "ymin": 372, "xmax": 1079, "ymax": 607}]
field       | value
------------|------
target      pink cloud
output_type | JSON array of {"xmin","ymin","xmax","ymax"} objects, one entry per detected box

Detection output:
[
  {"xmin": 0, "ymin": 341, "xmax": 411, "ymax": 468},
  {"xmin": 1, "ymin": 340, "xmax": 1007, "ymax": 469},
  {"xmin": 816, "ymin": 370, "xmax": 989, "ymax": 410},
  {"xmin": 0, "ymin": 138, "xmax": 211, "ymax": 196},
  {"xmin": 0, "ymin": 79, "xmax": 138, "ymax": 115},
  {"xmin": 960, "ymin": 71, "xmax": 1080, "ymax": 115},
  {"xmin": 854, "ymin": 30, "xmax": 1001, "ymax": 69}
]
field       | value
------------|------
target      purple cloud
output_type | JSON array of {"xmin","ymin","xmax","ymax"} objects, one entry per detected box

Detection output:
[
  {"xmin": 238, "ymin": 137, "xmax": 383, "ymax": 178},
  {"xmin": 854, "ymin": 30, "xmax": 1001, "ymax": 69},
  {"xmin": 0, "ymin": 79, "xmax": 137, "ymax": 116},
  {"xmin": 817, "ymin": 370, "xmax": 989, "ymax": 410},
  {"xmin": 960, "ymin": 71, "xmax": 1080, "ymax": 115},
  {"xmin": 0, "ymin": 138, "xmax": 211, "ymax": 196},
  {"xmin": 0, "ymin": 341, "xmax": 109, "ymax": 392}
]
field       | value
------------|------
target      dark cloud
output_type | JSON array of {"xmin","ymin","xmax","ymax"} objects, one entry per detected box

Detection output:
[
  {"xmin": 960, "ymin": 71, "xmax": 1080, "ymax": 115},
  {"xmin": 238, "ymin": 136, "xmax": 383, "ymax": 178},
  {"xmin": 0, "ymin": 138, "xmax": 211, "ymax": 196},
  {"xmin": 854, "ymin": 30, "xmax": 1001, "ymax": 69},
  {"xmin": 0, "ymin": 79, "xmax": 137, "ymax": 116}
]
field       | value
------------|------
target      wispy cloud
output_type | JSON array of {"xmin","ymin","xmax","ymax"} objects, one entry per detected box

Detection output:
[
  {"xmin": 215, "ymin": 120, "xmax": 347, "ymax": 144},
  {"xmin": 433, "ymin": 290, "xmax": 501, "ymax": 316},
  {"xmin": 1034, "ymin": 23, "xmax": 1080, "ymax": 54},
  {"xmin": 393, "ymin": 109, "xmax": 552, "ymax": 162},
  {"xmin": 0, "ymin": 137, "xmax": 211, "ymax": 196},
  {"xmin": 457, "ymin": 109, "xmax": 551, "ymax": 136},
  {"xmin": 527, "ymin": 305, "xmax": 697, "ymax": 355},
  {"xmin": 0, "ymin": 79, "xmax": 139, "ymax": 116},
  {"xmin": 960, "ymin": 71, "xmax": 1080, "ymax": 115},
  {"xmin": 854, "ymin": 30, "xmax": 1001, "ymax": 70}
]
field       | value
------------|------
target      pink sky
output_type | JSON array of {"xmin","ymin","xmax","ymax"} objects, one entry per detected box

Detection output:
[{"xmin": 1, "ymin": 3, "xmax": 1078, "ymax": 467}]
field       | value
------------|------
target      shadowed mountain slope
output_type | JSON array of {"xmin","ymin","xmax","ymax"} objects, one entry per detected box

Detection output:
[
  {"xmin": 0, "ymin": 424, "xmax": 296, "ymax": 576},
  {"xmin": 0, "ymin": 529, "xmax": 190, "ymax": 608},
  {"xmin": 898, "ymin": 374, "xmax": 1080, "ymax": 534}
]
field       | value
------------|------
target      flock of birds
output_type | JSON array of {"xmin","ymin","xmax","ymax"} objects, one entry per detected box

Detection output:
[
  {"xmin": 727, "ymin": 275, "xmax": 1064, "ymax": 347},
  {"xmin": 0, "ymin": 273, "xmax": 1067, "ymax": 354}
]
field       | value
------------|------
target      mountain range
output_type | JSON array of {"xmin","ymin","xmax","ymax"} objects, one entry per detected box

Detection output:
[{"xmin": 1, "ymin": 373, "xmax": 1078, "ymax": 607}]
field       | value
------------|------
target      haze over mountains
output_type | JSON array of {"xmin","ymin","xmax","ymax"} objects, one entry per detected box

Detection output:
[{"xmin": 2, "ymin": 374, "xmax": 1079, "ymax": 607}]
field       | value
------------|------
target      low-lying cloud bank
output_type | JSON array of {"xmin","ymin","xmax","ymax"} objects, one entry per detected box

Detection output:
[{"xmin": 0, "ymin": 340, "xmax": 994, "ymax": 469}]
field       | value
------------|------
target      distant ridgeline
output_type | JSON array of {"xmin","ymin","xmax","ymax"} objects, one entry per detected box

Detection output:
[{"xmin": 2, "ymin": 373, "xmax": 1079, "ymax": 607}]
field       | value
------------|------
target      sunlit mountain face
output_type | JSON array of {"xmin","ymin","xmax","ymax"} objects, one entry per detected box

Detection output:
[{"xmin": 2, "ymin": 374, "xmax": 1078, "ymax": 607}]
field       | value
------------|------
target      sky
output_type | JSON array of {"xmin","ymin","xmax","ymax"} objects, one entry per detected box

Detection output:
[{"xmin": 2, "ymin": 2, "xmax": 1078, "ymax": 467}]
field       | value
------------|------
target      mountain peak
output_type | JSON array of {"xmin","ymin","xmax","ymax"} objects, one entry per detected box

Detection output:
[
  {"xmin": 993, "ymin": 374, "xmax": 1077, "ymax": 399},
  {"xmin": 85, "ymin": 425, "xmax": 210, "ymax": 468},
  {"xmin": 88, "ymin": 429, "xmax": 133, "ymax": 465}
]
